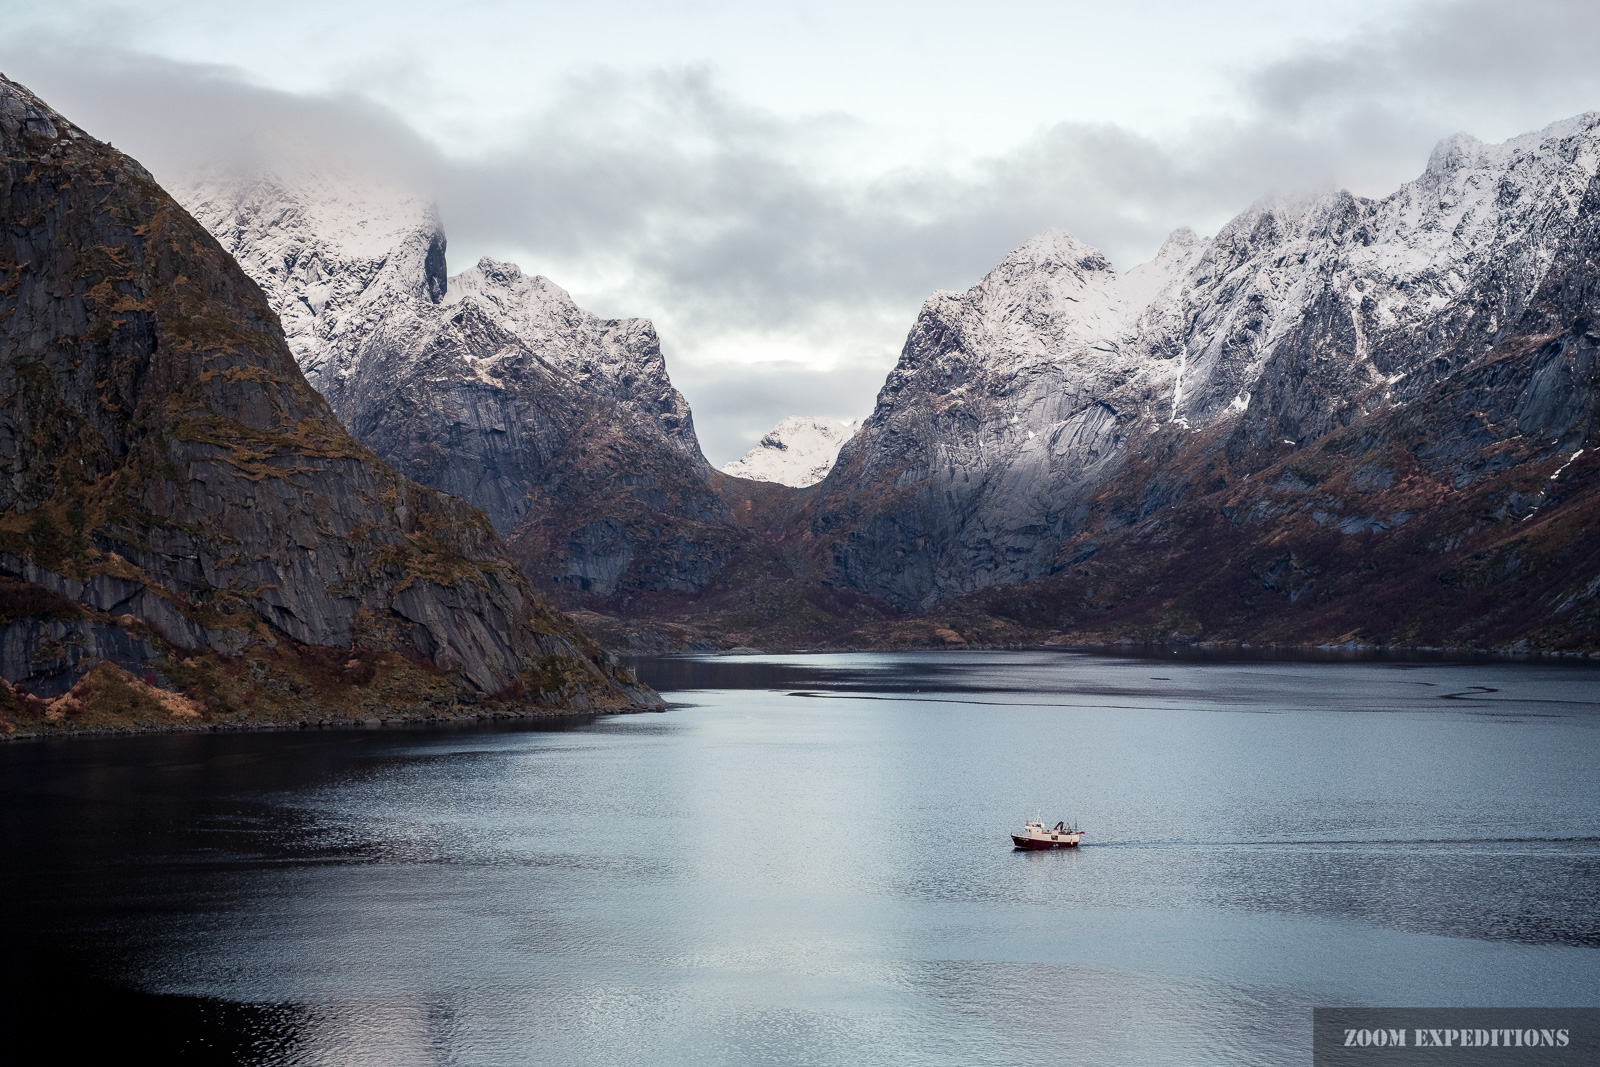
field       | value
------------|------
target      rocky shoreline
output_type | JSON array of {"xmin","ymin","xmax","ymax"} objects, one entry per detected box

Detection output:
[
  {"xmin": 570, "ymin": 598, "xmax": 1600, "ymax": 659},
  {"xmin": 9, "ymin": 635, "xmax": 1592, "ymax": 743},
  {"xmin": 1, "ymin": 699, "xmax": 661, "ymax": 743}
]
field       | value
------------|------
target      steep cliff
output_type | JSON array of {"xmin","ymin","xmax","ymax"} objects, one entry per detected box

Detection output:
[
  {"xmin": 803, "ymin": 229, "xmax": 1202, "ymax": 606},
  {"xmin": 0, "ymin": 73, "xmax": 658, "ymax": 736},
  {"xmin": 800, "ymin": 116, "xmax": 1600, "ymax": 649}
]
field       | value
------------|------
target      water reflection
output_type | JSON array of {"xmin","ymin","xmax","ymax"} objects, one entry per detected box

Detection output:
[{"xmin": 3, "ymin": 652, "xmax": 1598, "ymax": 1065}]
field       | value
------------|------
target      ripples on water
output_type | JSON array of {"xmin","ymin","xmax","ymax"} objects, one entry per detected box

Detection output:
[{"xmin": 2, "ymin": 651, "xmax": 1598, "ymax": 1065}]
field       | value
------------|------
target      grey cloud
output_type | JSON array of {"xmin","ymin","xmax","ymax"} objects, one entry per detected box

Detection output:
[
  {"xmin": 2, "ymin": 53, "xmax": 440, "ymax": 186},
  {"xmin": 3, "ymin": 0, "xmax": 1597, "ymax": 463},
  {"xmin": 1248, "ymin": 0, "xmax": 1600, "ymax": 126}
]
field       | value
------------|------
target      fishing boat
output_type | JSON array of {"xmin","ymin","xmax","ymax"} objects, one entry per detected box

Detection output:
[{"xmin": 1011, "ymin": 816, "xmax": 1082, "ymax": 849}]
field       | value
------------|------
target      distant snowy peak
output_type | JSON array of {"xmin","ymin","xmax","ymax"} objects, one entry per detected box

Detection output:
[
  {"xmin": 180, "ymin": 168, "xmax": 438, "ymax": 263},
  {"xmin": 1166, "ymin": 110, "xmax": 1600, "ymax": 424},
  {"xmin": 447, "ymin": 257, "xmax": 579, "ymax": 331},
  {"xmin": 723, "ymin": 416, "xmax": 860, "ymax": 487},
  {"xmin": 812, "ymin": 111, "xmax": 1600, "ymax": 607},
  {"xmin": 888, "ymin": 110, "xmax": 1600, "ymax": 431}
]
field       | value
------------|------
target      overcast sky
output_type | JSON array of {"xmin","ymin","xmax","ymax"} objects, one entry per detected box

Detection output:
[{"xmin": 4, "ymin": 0, "xmax": 1600, "ymax": 463}]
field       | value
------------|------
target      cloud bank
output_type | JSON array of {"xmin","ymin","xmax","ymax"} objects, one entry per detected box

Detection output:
[{"xmin": 4, "ymin": 0, "xmax": 1599, "ymax": 462}]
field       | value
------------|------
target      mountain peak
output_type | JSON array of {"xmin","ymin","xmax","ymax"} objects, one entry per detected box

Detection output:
[
  {"xmin": 1005, "ymin": 229, "xmax": 1115, "ymax": 274},
  {"xmin": 1156, "ymin": 225, "xmax": 1201, "ymax": 255},
  {"xmin": 1424, "ymin": 130, "xmax": 1485, "ymax": 176},
  {"xmin": 807, "ymin": 107, "xmax": 1600, "ymax": 627},
  {"xmin": 473, "ymin": 256, "xmax": 525, "ymax": 285},
  {"xmin": 723, "ymin": 416, "xmax": 859, "ymax": 488}
]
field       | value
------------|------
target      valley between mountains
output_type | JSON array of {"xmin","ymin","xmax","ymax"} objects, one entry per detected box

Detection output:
[
  {"xmin": 2, "ymin": 71, "xmax": 1597, "ymax": 740},
  {"xmin": 179, "ymin": 110, "xmax": 1600, "ymax": 656}
]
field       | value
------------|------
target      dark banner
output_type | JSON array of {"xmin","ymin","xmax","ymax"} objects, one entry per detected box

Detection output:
[{"xmin": 1315, "ymin": 1010, "xmax": 1600, "ymax": 1066}]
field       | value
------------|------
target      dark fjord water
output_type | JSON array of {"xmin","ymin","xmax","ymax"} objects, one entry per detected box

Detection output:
[{"xmin": 3, "ymin": 651, "xmax": 1598, "ymax": 1065}]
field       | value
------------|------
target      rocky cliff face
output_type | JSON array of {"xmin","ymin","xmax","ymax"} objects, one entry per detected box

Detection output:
[
  {"xmin": 722, "ymin": 416, "xmax": 858, "ymax": 487},
  {"xmin": 801, "ymin": 115, "xmax": 1600, "ymax": 648},
  {"xmin": 180, "ymin": 173, "xmax": 737, "ymax": 600},
  {"xmin": 803, "ymin": 229, "xmax": 1202, "ymax": 606},
  {"xmin": 0, "ymin": 73, "xmax": 658, "ymax": 733}
]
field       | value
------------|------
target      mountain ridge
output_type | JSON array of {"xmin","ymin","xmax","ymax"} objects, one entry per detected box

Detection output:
[
  {"xmin": 0, "ymin": 73, "xmax": 659, "ymax": 737},
  {"xmin": 176, "ymin": 112, "xmax": 1600, "ymax": 654},
  {"xmin": 801, "ymin": 112, "xmax": 1600, "ymax": 614}
]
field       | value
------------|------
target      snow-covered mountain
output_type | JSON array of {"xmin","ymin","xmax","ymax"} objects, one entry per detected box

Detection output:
[
  {"xmin": 179, "ymin": 171, "xmax": 698, "ymax": 456},
  {"xmin": 178, "ymin": 168, "xmax": 729, "ymax": 598},
  {"xmin": 1158, "ymin": 115, "xmax": 1600, "ymax": 432},
  {"xmin": 806, "ymin": 113, "xmax": 1600, "ymax": 621},
  {"xmin": 723, "ymin": 416, "xmax": 858, "ymax": 487},
  {"xmin": 177, "ymin": 169, "xmax": 445, "ymax": 399},
  {"xmin": 173, "ymin": 114, "xmax": 1600, "ymax": 650}
]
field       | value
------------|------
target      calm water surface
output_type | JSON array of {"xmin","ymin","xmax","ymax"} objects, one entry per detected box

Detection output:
[{"xmin": 3, "ymin": 651, "xmax": 1599, "ymax": 1065}]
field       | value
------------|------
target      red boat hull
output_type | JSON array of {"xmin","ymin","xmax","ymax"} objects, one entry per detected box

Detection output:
[{"xmin": 1011, "ymin": 835, "xmax": 1079, "ymax": 849}]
